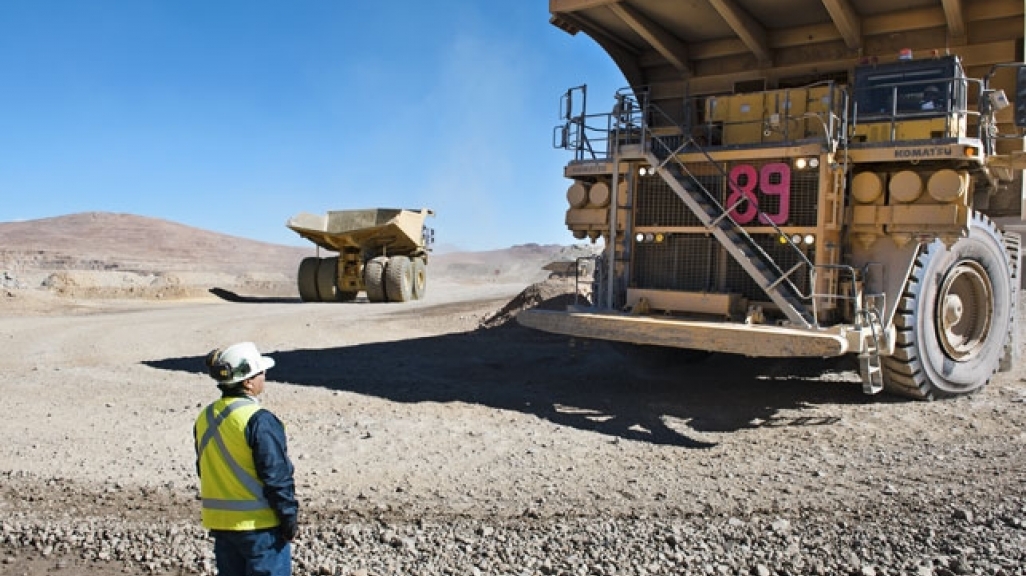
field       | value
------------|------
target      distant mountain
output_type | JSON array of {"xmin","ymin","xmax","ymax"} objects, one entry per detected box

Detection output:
[{"xmin": 0, "ymin": 212, "xmax": 311, "ymax": 275}]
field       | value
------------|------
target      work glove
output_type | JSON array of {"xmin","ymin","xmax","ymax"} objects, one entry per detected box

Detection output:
[{"xmin": 280, "ymin": 517, "xmax": 298, "ymax": 542}]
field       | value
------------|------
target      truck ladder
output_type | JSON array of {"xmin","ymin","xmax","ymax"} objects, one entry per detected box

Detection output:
[{"xmin": 640, "ymin": 139, "xmax": 815, "ymax": 328}]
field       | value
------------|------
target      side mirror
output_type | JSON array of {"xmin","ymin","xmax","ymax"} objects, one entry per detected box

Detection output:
[
  {"xmin": 1015, "ymin": 67, "xmax": 1026, "ymax": 127},
  {"xmin": 988, "ymin": 90, "xmax": 1010, "ymax": 112}
]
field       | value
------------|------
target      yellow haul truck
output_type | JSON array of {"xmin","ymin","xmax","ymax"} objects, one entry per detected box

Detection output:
[
  {"xmin": 519, "ymin": 0, "xmax": 1026, "ymax": 399},
  {"xmin": 287, "ymin": 208, "xmax": 434, "ymax": 303}
]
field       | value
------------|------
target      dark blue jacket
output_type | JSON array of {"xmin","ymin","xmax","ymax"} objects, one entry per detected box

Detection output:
[{"xmin": 246, "ymin": 407, "xmax": 298, "ymax": 528}]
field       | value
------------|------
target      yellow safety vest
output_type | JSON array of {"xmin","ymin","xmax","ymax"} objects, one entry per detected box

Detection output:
[{"xmin": 194, "ymin": 397, "xmax": 279, "ymax": 531}]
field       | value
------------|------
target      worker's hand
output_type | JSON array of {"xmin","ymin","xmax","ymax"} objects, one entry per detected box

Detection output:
[{"xmin": 280, "ymin": 518, "xmax": 298, "ymax": 542}]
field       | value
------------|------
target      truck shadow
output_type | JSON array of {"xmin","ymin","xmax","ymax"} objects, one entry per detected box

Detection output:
[
  {"xmin": 147, "ymin": 323, "xmax": 894, "ymax": 449},
  {"xmin": 208, "ymin": 287, "xmax": 302, "ymax": 304}
]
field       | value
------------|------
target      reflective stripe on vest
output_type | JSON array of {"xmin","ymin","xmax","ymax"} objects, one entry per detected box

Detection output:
[{"xmin": 195, "ymin": 397, "xmax": 277, "ymax": 530}]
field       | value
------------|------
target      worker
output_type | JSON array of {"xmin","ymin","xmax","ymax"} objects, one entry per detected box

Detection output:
[
  {"xmin": 195, "ymin": 341, "xmax": 298, "ymax": 576},
  {"xmin": 921, "ymin": 85, "xmax": 943, "ymax": 110}
]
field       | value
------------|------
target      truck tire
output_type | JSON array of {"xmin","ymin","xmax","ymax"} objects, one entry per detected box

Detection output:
[
  {"xmin": 412, "ymin": 257, "xmax": 427, "ymax": 300},
  {"xmin": 999, "ymin": 230, "xmax": 1021, "ymax": 372},
  {"xmin": 385, "ymin": 256, "xmax": 414, "ymax": 302},
  {"xmin": 364, "ymin": 256, "xmax": 388, "ymax": 303},
  {"xmin": 316, "ymin": 257, "xmax": 341, "ymax": 302},
  {"xmin": 882, "ymin": 212, "xmax": 1013, "ymax": 399},
  {"xmin": 297, "ymin": 257, "xmax": 320, "ymax": 302}
]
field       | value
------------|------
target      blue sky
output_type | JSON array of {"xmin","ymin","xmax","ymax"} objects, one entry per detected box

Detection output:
[{"xmin": 0, "ymin": 2, "xmax": 625, "ymax": 250}]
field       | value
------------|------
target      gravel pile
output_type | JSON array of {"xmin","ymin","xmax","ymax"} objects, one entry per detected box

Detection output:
[
  {"xmin": 478, "ymin": 278, "xmax": 590, "ymax": 329},
  {"xmin": 3, "ymin": 491, "xmax": 1024, "ymax": 576}
]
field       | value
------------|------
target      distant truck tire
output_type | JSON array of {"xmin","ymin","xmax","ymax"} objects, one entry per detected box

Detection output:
[
  {"xmin": 364, "ymin": 256, "xmax": 388, "ymax": 303},
  {"xmin": 882, "ymin": 212, "xmax": 1013, "ymax": 399},
  {"xmin": 385, "ymin": 256, "xmax": 414, "ymax": 302},
  {"xmin": 316, "ymin": 257, "xmax": 341, "ymax": 302},
  {"xmin": 999, "ymin": 230, "xmax": 1021, "ymax": 372},
  {"xmin": 297, "ymin": 257, "xmax": 320, "ymax": 302},
  {"xmin": 412, "ymin": 257, "xmax": 427, "ymax": 300}
]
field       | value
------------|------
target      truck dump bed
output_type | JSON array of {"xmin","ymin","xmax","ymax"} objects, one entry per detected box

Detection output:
[{"xmin": 286, "ymin": 208, "xmax": 433, "ymax": 254}]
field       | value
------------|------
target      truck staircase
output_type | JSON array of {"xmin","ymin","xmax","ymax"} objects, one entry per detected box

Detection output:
[{"xmin": 640, "ymin": 138, "xmax": 816, "ymax": 328}]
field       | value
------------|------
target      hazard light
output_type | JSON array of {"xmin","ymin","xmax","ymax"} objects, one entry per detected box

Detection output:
[
  {"xmin": 635, "ymin": 232, "xmax": 666, "ymax": 244},
  {"xmin": 793, "ymin": 157, "xmax": 820, "ymax": 170}
]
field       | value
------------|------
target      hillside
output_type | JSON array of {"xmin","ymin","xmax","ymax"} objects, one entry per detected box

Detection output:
[
  {"xmin": 0, "ymin": 212, "xmax": 310, "ymax": 275},
  {"xmin": 0, "ymin": 212, "xmax": 601, "ymax": 299}
]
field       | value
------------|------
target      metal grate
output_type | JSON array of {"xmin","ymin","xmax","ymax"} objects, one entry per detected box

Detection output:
[
  {"xmin": 635, "ymin": 175, "xmax": 694, "ymax": 227},
  {"xmin": 723, "ymin": 236, "xmax": 814, "ymax": 301},
  {"xmin": 632, "ymin": 233, "xmax": 814, "ymax": 302},
  {"xmin": 632, "ymin": 235, "xmax": 718, "ymax": 291},
  {"xmin": 786, "ymin": 168, "xmax": 819, "ymax": 227}
]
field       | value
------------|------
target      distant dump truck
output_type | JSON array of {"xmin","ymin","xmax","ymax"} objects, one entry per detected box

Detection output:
[
  {"xmin": 543, "ymin": 259, "xmax": 595, "ymax": 280},
  {"xmin": 286, "ymin": 208, "xmax": 434, "ymax": 303},
  {"xmin": 520, "ymin": 0, "xmax": 1026, "ymax": 399}
]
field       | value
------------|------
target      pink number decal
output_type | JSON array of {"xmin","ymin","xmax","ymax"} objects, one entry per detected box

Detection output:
[
  {"xmin": 726, "ymin": 164, "xmax": 759, "ymax": 224},
  {"xmin": 757, "ymin": 163, "xmax": 791, "ymax": 225}
]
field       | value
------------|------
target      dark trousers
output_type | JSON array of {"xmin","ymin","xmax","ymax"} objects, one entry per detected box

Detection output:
[{"xmin": 211, "ymin": 528, "xmax": 291, "ymax": 576}]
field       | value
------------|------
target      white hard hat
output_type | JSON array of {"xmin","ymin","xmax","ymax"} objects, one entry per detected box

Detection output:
[{"xmin": 205, "ymin": 342, "xmax": 276, "ymax": 385}]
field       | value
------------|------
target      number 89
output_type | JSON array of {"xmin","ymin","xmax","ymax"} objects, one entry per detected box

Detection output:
[{"xmin": 725, "ymin": 162, "xmax": 791, "ymax": 225}]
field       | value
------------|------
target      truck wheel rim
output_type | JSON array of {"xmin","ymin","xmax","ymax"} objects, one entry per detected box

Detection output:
[{"xmin": 936, "ymin": 260, "xmax": 993, "ymax": 361}]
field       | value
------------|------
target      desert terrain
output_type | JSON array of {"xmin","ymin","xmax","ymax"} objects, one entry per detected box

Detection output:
[{"xmin": 0, "ymin": 213, "xmax": 1024, "ymax": 576}]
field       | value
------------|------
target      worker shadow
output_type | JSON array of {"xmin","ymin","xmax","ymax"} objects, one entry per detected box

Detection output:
[{"xmin": 146, "ymin": 323, "xmax": 883, "ymax": 450}]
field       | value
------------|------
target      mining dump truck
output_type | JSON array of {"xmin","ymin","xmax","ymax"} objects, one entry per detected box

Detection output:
[
  {"xmin": 519, "ymin": 0, "xmax": 1026, "ymax": 399},
  {"xmin": 286, "ymin": 208, "xmax": 434, "ymax": 303}
]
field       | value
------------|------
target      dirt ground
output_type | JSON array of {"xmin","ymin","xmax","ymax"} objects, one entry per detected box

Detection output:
[
  {"xmin": 1, "ymin": 214, "xmax": 1025, "ymax": 575},
  {"xmin": 2, "ymin": 278, "xmax": 1025, "ymax": 575}
]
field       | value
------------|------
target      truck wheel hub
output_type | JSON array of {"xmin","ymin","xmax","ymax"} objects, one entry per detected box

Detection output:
[{"xmin": 936, "ymin": 261, "xmax": 993, "ymax": 361}]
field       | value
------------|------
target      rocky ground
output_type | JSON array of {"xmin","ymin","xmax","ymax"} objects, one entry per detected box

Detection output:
[{"xmin": 0, "ymin": 214, "xmax": 1024, "ymax": 576}]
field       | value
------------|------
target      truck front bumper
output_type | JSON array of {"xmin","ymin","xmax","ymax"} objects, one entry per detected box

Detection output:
[{"xmin": 517, "ymin": 308, "xmax": 860, "ymax": 358}]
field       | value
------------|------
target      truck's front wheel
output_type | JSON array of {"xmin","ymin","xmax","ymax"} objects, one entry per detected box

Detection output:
[
  {"xmin": 316, "ymin": 257, "xmax": 342, "ymax": 302},
  {"xmin": 412, "ymin": 257, "xmax": 427, "ymax": 300},
  {"xmin": 297, "ymin": 257, "xmax": 320, "ymax": 302},
  {"xmin": 364, "ymin": 257, "xmax": 388, "ymax": 302},
  {"xmin": 882, "ymin": 212, "xmax": 1014, "ymax": 399},
  {"xmin": 385, "ymin": 256, "xmax": 414, "ymax": 302}
]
